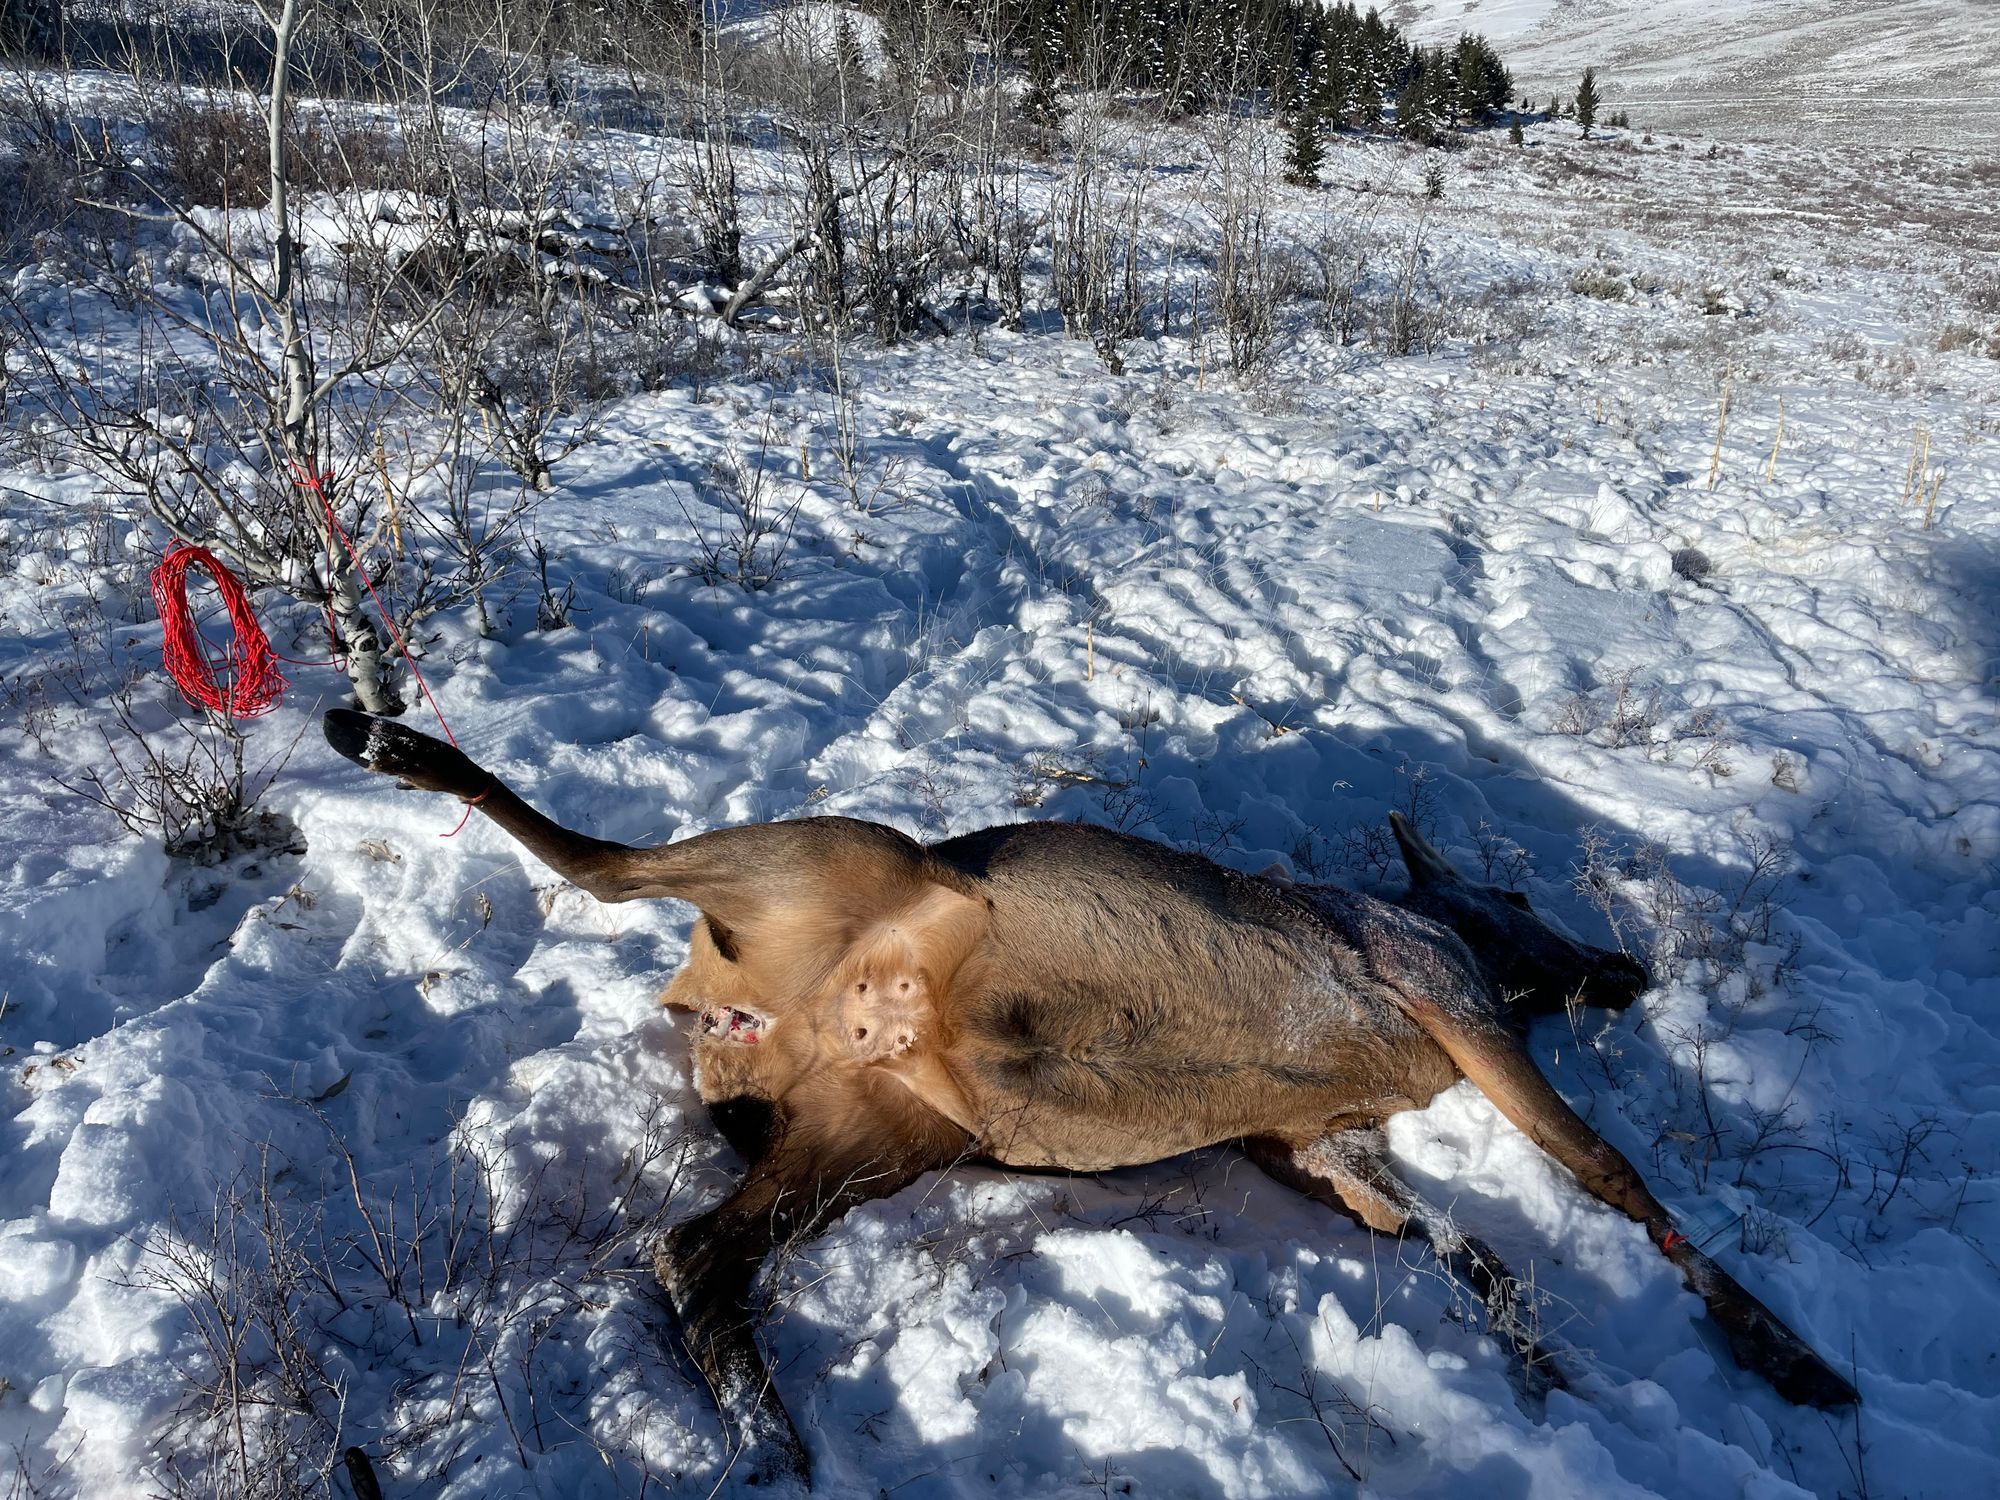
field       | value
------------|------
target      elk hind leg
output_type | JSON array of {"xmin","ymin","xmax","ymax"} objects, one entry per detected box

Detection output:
[
  {"xmin": 1395, "ymin": 988, "xmax": 1858, "ymax": 1408},
  {"xmin": 1247, "ymin": 1128, "xmax": 1566, "ymax": 1397}
]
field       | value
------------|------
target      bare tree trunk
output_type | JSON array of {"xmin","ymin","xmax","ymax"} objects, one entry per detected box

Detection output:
[
  {"xmin": 0, "ymin": 0, "xmax": 63, "ymax": 57},
  {"xmin": 329, "ymin": 569, "xmax": 398, "ymax": 713},
  {"xmin": 266, "ymin": 0, "xmax": 313, "ymax": 461},
  {"xmin": 260, "ymin": 0, "xmax": 400, "ymax": 713}
]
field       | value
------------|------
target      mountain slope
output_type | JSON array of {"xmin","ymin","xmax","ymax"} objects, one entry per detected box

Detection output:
[{"xmin": 1386, "ymin": 0, "xmax": 2000, "ymax": 145}]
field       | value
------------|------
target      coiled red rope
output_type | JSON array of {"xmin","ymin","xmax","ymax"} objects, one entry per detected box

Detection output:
[
  {"xmin": 152, "ymin": 542, "xmax": 290, "ymax": 718},
  {"xmin": 150, "ymin": 468, "xmax": 477, "ymax": 836}
]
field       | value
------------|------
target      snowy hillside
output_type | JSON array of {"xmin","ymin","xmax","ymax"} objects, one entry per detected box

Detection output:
[
  {"xmin": 3, "ymin": 22, "xmax": 1999, "ymax": 1500},
  {"xmin": 1387, "ymin": 0, "xmax": 2000, "ymax": 146}
]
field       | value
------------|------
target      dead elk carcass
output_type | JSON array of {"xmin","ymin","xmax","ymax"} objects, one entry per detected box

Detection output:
[{"xmin": 324, "ymin": 708, "xmax": 1856, "ymax": 1487}]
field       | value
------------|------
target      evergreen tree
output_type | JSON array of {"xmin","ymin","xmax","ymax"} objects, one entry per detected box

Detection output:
[
  {"xmin": 1284, "ymin": 98, "xmax": 1325, "ymax": 185},
  {"xmin": 1020, "ymin": 7, "xmax": 1066, "ymax": 133},
  {"xmin": 1508, "ymin": 116, "xmax": 1525, "ymax": 146},
  {"xmin": 1448, "ymin": 32, "xmax": 1511, "ymax": 122},
  {"xmin": 833, "ymin": 13, "xmax": 869, "ymax": 92},
  {"xmin": 1356, "ymin": 70, "xmax": 1383, "ymax": 130},
  {"xmin": 1576, "ymin": 67, "xmax": 1600, "ymax": 138},
  {"xmin": 1316, "ymin": 36, "xmax": 1352, "ymax": 126},
  {"xmin": 1021, "ymin": 57, "xmax": 1065, "ymax": 131},
  {"xmin": 1395, "ymin": 62, "xmax": 1433, "ymax": 143},
  {"xmin": 973, "ymin": 0, "xmax": 1511, "ymax": 138},
  {"xmin": 1423, "ymin": 154, "xmax": 1445, "ymax": 199}
]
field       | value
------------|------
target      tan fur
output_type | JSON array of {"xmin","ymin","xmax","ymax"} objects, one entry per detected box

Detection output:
[
  {"xmin": 827, "ymin": 883, "xmax": 989, "ymax": 1061},
  {"xmin": 322, "ymin": 706, "xmax": 1858, "ymax": 1485}
]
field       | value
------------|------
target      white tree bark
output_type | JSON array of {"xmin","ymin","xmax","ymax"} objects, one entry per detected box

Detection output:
[{"xmin": 260, "ymin": 0, "xmax": 399, "ymax": 714}]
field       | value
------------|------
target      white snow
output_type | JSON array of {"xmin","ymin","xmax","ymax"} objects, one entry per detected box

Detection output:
[
  {"xmin": 1386, "ymin": 0, "xmax": 2000, "ymax": 145},
  {"xmin": 2, "ymin": 55, "xmax": 1998, "ymax": 1500}
]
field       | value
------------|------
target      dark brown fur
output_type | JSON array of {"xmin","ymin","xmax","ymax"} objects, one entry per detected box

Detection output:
[{"xmin": 323, "ymin": 711, "xmax": 1856, "ymax": 1487}]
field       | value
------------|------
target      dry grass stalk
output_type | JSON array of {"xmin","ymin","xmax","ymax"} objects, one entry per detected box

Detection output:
[
  {"xmin": 1923, "ymin": 467, "xmax": 1945, "ymax": 530},
  {"xmin": 1902, "ymin": 425, "xmax": 1931, "ymax": 506},
  {"xmin": 1765, "ymin": 396, "xmax": 1785, "ymax": 482},
  {"xmin": 1707, "ymin": 378, "xmax": 1733, "ymax": 490}
]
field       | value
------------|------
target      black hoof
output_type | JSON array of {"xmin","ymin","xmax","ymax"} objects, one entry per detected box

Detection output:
[
  {"xmin": 1772, "ymin": 1348, "xmax": 1860, "ymax": 1410},
  {"xmin": 322, "ymin": 710, "xmax": 482, "ymax": 797},
  {"xmin": 1595, "ymin": 951, "xmax": 1652, "ymax": 1009},
  {"xmin": 322, "ymin": 708, "xmax": 379, "ymax": 767}
]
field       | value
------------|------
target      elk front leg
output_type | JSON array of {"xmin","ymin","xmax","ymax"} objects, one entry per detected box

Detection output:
[
  {"xmin": 323, "ymin": 709, "xmax": 657, "ymax": 899},
  {"xmin": 326, "ymin": 711, "xmax": 968, "ymax": 923},
  {"xmin": 656, "ymin": 1076, "xmax": 969, "ymax": 1488},
  {"xmin": 1248, "ymin": 1127, "xmax": 1567, "ymax": 1398}
]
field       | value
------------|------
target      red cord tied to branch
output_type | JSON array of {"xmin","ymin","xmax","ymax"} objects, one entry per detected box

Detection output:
[
  {"xmin": 155, "ymin": 468, "xmax": 477, "ymax": 836},
  {"xmin": 151, "ymin": 543, "xmax": 289, "ymax": 718}
]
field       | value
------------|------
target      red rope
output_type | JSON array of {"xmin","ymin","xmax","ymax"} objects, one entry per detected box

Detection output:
[
  {"xmin": 152, "ymin": 543, "xmax": 289, "ymax": 718},
  {"xmin": 150, "ymin": 464, "xmax": 477, "ymax": 837},
  {"xmin": 292, "ymin": 463, "xmax": 461, "ymax": 752}
]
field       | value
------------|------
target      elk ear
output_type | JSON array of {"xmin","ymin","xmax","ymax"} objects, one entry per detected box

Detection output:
[{"xmin": 1389, "ymin": 811, "xmax": 1463, "ymax": 889}]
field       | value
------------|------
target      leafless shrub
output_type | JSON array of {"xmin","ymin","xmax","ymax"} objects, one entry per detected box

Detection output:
[
  {"xmin": 1866, "ymin": 1111, "xmax": 1945, "ymax": 1220},
  {"xmin": 1569, "ymin": 823, "xmax": 1641, "ymax": 957},
  {"xmin": 602, "ymin": 561, "xmax": 659, "ymax": 606},
  {"xmin": 137, "ymin": 1154, "xmax": 353, "ymax": 1500},
  {"xmin": 1097, "ymin": 778, "xmax": 1160, "ymax": 834},
  {"xmin": 54, "ymin": 693, "xmax": 304, "ymax": 863},
  {"xmin": 1187, "ymin": 806, "xmax": 1248, "ymax": 860},
  {"xmin": 1962, "ymin": 277, "xmax": 2000, "ymax": 316},
  {"xmin": 1474, "ymin": 819, "xmax": 1531, "ymax": 887},
  {"xmin": 1551, "ymin": 689, "xmax": 1602, "ymax": 739},
  {"xmin": 1207, "ymin": 119, "xmax": 1292, "ymax": 378},
  {"xmin": 1602, "ymin": 674, "xmax": 1661, "ymax": 748},
  {"xmin": 134, "ymin": 1099, "xmax": 702, "ymax": 1499},
  {"xmin": 1247, "ymin": 1310, "xmax": 1396, "ymax": 1484},
  {"xmin": 1550, "ymin": 673, "xmax": 1693, "ymax": 756},
  {"xmin": 29, "ymin": 597, "xmax": 303, "ymax": 861},
  {"xmin": 1394, "ymin": 755, "xmax": 1441, "ymax": 834},
  {"xmin": 1051, "ymin": 95, "xmax": 1153, "ymax": 374},
  {"xmin": 1307, "ymin": 232, "xmax": 1370, "ymax": 344},
  {"xmin": 1936, "ymin": 323, "xmax": 2000, "ymax": 360},
  {"xmin": 1672, "ymin": 705, "xmax": 1738, "ymax": 779},
  {"xmin": 149, "ymin": 95, "xmax": 274, "ymax": 208},
  {"xmin": 1338, "ymin": 819, "xmax": 1398, "ymax": 886},
  {"xmin": 1739, "ymin": 1203, "xmax": 1791, "ymax": 1257},
  {"xmin": 1288, "ymin": 826, "xmax": 1339, "ymax": 882},
  {"xmin": 898, "ymin": 755, "xmax": 966, "ymax": 838},
  {"xmin": 679, "ymin": 412, "xmax": 808, "ymax": 592},
  {"xmin": 1569, "ymin": 263, "xmax": 1628, "ymax": 301},
  {"xmin": 529, "ymin": 537, "xmax": 575, "ymax": 629},
  {"xmin": 1373, "ymin": 217, "xmax": 1451, "ymax": 356},
  {"xmin": 1571, "ymin": 820, "xmax": 1796, "ymax": 994}
]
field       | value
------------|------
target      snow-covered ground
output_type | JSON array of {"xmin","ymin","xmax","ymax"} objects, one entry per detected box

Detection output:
[
  {"xmin": 1388, "ymin": 0, "xmax": 2000, "ymax": 147},
  {"xmin": 3, "ymin": 63, "xmax": 1998, "ymax": 1500}
]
